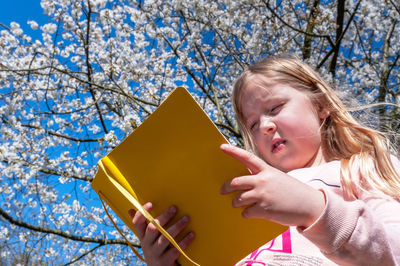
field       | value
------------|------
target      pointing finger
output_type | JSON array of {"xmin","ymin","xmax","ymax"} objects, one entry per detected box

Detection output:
[{"xmin": 220, "ymin": 144, "xmax": 266, "ymax": 174}]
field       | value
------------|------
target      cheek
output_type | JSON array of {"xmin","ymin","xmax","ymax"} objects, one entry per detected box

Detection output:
[
  {"xmin": 252, "ymin": 133, "xmax": 264, "ymax": 150},
  {"xmin": 252, "ymin": 134, "xmax": 270, "ymax": 157},
  {"xmin": 279, "ymin": 111, "xmax": 323, "ymax": 152},
  {"xmin": 285, "ymin": 109, "xmax": 321, "ymax": 135},
  {"xmin": 294, "ymin": 120, "xmax": 323, "ymax": 153}
]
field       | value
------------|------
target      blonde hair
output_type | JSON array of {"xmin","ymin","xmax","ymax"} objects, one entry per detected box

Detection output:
[{"xmin": 233, "ymin": 54, "xmax": 400, "ymax": 201}]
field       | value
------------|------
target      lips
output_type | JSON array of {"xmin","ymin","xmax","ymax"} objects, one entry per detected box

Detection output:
[{"xmin": 271, "ymin": 139, "xmax": 286, "ymax": 153}]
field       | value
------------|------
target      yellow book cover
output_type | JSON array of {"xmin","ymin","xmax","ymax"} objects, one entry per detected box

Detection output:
[{"xmin": 91, "ymin": 87, "xmax": 288, "ymax": 266}]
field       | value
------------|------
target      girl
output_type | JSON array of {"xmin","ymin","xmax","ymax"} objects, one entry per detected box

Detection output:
[{"xmin": 129, "ymin": 55, "xmax": 400, "ymax": 265}]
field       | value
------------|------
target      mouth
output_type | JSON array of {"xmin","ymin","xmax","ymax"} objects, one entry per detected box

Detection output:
[{"xmin": 271, "ymin": 139, "xmax": 286, "ymax": 153}]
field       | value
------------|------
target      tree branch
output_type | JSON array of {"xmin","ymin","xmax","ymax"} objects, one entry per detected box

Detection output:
[
  {"xmin": 1, "ymin": 158, "xmax": 93, "ymax": 182},
  {"xmin": 378, "ymin": 19, "xmax": 397, "ymax": 130},
  {"xmin": 0, "ymin": 207, "xmax": 140, "ymax": 247},
  {"xmin": 317, "ymin": 0, "xmax": 362, "ymax": 69},
  {"xmin": 302, "ymin": 0, "xmax": 320, "ymax": 60},
  {"xmin": 63, "ymin": 243, "xmax": 104, "ymax": 265},
  {"xmin": 262, "ymin": 0, "xmax": 333, "ymax": 44},
  {"xmin": 389, "ymin": 0, "xmax": 400, "ymax": 15},
  {"xmin": 20, "ymin": 122, "xmax": 102, "ymax": 143},
  {"xmin": 82, "ymin": 1, "xmax": 108, "ymax": 134},
  {"xmin": 328, "ymin": 0, "xmax": 345, "ymax": 75}
]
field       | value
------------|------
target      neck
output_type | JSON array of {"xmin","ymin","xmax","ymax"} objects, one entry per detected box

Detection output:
[{"xmin": 306, "ymin": 146, "xmax": 327, "ymax": 168}]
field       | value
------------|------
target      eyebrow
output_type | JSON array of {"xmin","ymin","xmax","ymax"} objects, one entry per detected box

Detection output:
[
  {"xmin": 244, "ymin": 95, "xmax": 289, "ymax": 127},
  {"xmin": 243, "ymin": 95, "xmax": 284, "ymax": 115}
]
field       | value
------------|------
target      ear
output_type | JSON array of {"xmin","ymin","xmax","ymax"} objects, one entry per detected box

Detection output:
[{"xmin": 318, "ymin": 108, "xmax": 330, "ymax": 119}]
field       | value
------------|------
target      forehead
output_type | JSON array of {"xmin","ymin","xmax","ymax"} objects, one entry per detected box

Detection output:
[
  {"xmin": 240, "ymin": 75, "xmax": 288, "ymax": 105},
  {"xmin": 239, "ymin": 74, "xmax": 311, "ymax": 116}
]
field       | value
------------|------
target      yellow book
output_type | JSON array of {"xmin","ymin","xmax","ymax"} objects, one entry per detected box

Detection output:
[{"xmin": 91, "ymin": 87, "xmax": 287, "ymax": 266}]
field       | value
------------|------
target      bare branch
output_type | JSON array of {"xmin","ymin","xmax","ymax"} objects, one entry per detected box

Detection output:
[
  {"xmin": 378, "ymin": 20, "xmax": 397, "ymax": 130},
  {"xmin": 317, "ymin": 0, "xmax": 362, "ymax": 69},
  {"xmin": 63, "ymin": 243, "xmax": 104, "ymax": 265},
  {"xmin": 21, "ymin": 123, "xmax": 102, "ymax": 143},
  {"xmin": 0, "ymin": 207, "xmax": 139, "ymax": 247},
  {"xmin": 389, "ymin": 0, "xmax": 400, "ymax": 15},
  {"xmin": 1, "ymin": 158, "xmax": 92, "ymax": 182},
  {"xmin": 262, "ymin": 0, "xmax": 333, "ymax": 44},
  {"xmin": 328, "ymin": 0, "xmax": 345, "ymax": 75},
  {"xmin": 302, "ymin": 0, "xmax": 320, "ymax": 60},
  {"xmin": 81, "ymin": 2, "xmax": 108, "ymax": 134}
]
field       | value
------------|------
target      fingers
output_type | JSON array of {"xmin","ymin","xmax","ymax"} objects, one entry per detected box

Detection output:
[
  {"xmin": 164, "ymin": 231, "xmax": 195, "ymax": 262},
  {"xmin": 220, "ymin": 144, "xmax": 266, "ymax": 174},
  {"xmin": 129, "ymin": 203, "xmax": 177, "ymax": 243},
  {"xmin": 129, "ymin": 202, "xmax": 153, "ymax": 239},
  {"xmin": 241, "ymin": 203, "xmax": 266, "ymax": 219},
  {"xmin": 232, "ymin": 190, "xmax": 257, "ymax": 208},
  {"xmin": 129, "ymin": 204, "xmax": 194, "ymax": 265},
  {"xmin": 220, "ymin": 175, "xmax": 254, "ymax": 194},
  {"xmin": 129, "ymin": 203, "xmax": 192, "ymax": 250},
  {"xmin": 153, "ymin": 215, "xmax": 190, "ymax": 252},
  {"xmin": 144, "ymin": 205, "xmax": 178, "ymax": 245}
]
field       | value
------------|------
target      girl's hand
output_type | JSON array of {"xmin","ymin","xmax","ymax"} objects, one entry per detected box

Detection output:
[
  {"xmin": 128, "ymin": 203, "xmax": 195, "ymax": 266},
  {"xmin": 220, "ymin": 144, "xmax": 325, "ymax": 228}
]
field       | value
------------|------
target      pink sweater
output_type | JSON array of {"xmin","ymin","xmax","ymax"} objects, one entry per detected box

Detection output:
[{"xmin": 236, "ymin": 159, "xmax": 400, "ymax": 266}]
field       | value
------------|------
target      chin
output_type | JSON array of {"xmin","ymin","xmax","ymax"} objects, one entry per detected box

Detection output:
[
  {"xmin": 277, "ymin": 165, "xmax": 294, "ymax": 173},
  {"xmin": 262, "ymin": 154, "xmax": 304, "ymax": 172},
  {"xmin": 271, "ymin": 160, "xmax": 303, "ymax": 173},
  {"xmin": 268, "ymin": 162, "xmax": 294, "ymax": 173}
]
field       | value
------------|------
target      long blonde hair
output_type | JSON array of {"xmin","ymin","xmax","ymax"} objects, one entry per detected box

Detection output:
[{"xmin": 233, "ymin": 54, "xmax": 400, "ymax": 201}]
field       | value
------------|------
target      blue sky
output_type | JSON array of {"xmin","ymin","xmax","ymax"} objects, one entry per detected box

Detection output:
[{"xmin": 1, "ymin": 1, "xmax": 49, "ymax": 35}]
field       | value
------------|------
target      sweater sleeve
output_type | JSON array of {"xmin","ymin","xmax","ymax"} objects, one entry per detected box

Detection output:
[{"xmin": 298, "ymin": 189, "xmax": 400, "ymax": 265}]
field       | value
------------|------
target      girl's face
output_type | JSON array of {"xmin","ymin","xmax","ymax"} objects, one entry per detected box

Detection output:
[{"xmin": 240, "ymin": 75, "xmax": 327, "ymax": 172}]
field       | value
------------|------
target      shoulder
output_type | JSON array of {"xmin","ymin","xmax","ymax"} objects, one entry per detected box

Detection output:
[
  {"xmin": 288, "ymin": 160, "xmax": 341, "ymax": 180},
  {"xmin": 288, "ymin": 161, "xmax": 342, "ymax": 191}
]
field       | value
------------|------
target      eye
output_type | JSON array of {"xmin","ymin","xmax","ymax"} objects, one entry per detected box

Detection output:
[
  {"xmin": 249, "ymin": 121, "xmax": 258, "ymax": 131},
  {"xmin": 270, "ymin": 103, "xmax": 283, "ymax": 114}
]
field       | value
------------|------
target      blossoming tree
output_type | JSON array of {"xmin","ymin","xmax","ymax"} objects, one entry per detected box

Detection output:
[{"xmin": 0, "ymin": 0, "xmax": 399, "ymax": 264}]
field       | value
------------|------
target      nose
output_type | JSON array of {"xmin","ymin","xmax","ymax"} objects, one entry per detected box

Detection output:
[{"xmin": 259, "ymin": 116, "xmax": 276, "ymax": 135}]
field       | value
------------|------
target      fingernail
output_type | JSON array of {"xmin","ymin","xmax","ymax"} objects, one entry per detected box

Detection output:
[
  {"xmin": 220, "ymin": 144, "xmax": 228, "ymax": 149},
  {"xmin": 143, "ymin": 202, "xmax": 152, "ymax": 208},
  {"xmin": 169, "ymin": 205, "xmax": 177, "ymax": 213},
  {"xmin": 220, "ymin": 186, "xmax": 227, "ymax": 194},
  {"xmin": 182, "ymin": 215, "xmax": 189, "ymax": 222}
]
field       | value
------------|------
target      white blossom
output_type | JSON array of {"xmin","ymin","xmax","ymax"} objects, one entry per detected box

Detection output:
[
  {"xmin": 0, "ymin": 0, "xmax": 399, "ymax": 264},
  {"xmin": 27, "ymin": 20, "xmax": 39, "ymax": 30}
]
